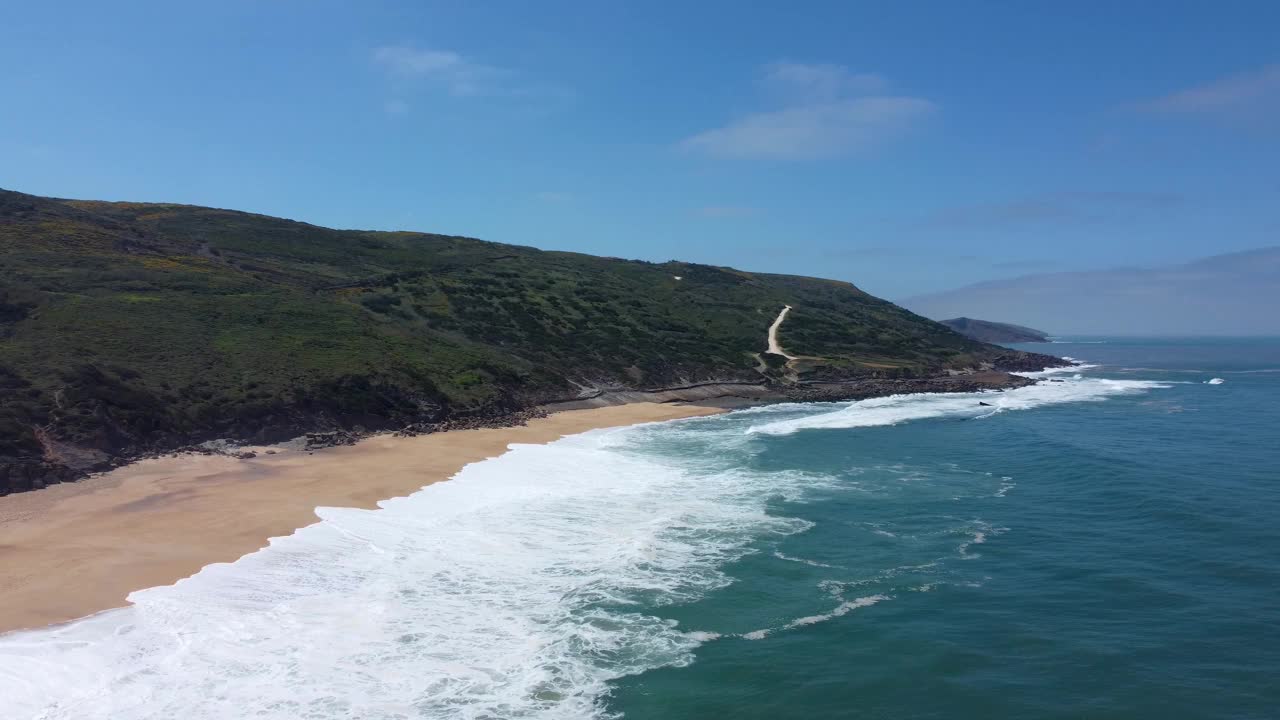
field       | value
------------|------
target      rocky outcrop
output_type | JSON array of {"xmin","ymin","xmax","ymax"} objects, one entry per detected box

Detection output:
[
  {"xmin": 987, "ymin": 350, "xmax": 1066, "ymax": 372},
  {"xmin": 782, "ymin": 371, "xmax": 1036, "ymax": 403},
  {"xmin": 396, "ymin": 407, "xmax": 551, "ymax": 436},
  {"xmin": 0, "ymin": 461, "xmax": 81, "ymax": 494},
  {"xmin": 304, "ymin": 430, "xmax": 360, "ymax": 451},
  {"xmin": 544, "ymin": 382, "xmax": 777, "ymax": 411}
]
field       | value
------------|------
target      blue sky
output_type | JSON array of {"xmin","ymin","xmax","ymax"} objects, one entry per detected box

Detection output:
[{"xmin": 3, "ymin": 1, "xmax": 1277, "ymax": 298}]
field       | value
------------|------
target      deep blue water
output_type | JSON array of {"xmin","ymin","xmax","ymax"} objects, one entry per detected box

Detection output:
[
  {"xmin": 608, "ymin": 338, "xmax": 1280, "ymax": 719},
  {"xmin": 4, "ymin": 338, "xmax": 1277, "ymax": 719}
]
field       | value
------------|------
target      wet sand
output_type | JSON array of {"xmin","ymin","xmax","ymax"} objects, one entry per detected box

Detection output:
[{"xmin": 0, "ymin": 403, "xmax": 722, "ymax": 634}]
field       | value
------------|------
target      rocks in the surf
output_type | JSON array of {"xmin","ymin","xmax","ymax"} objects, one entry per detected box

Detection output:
[{"xmin": 780, "ymin": 372, "xmax": 1036, "ymax": 404}]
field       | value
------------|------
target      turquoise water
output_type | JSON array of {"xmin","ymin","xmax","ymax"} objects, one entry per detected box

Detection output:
[
  {"xmin": 610, "ymin": 338, "xmax": 1280, "ymax": 719},
  {"xmin": 3, "ymin": 338, "xmax": 1277, "ymax": 719}
]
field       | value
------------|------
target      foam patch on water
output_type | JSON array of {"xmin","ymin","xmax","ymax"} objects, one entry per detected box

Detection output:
[
  {"xmin": 957, "ymin": 523, "xmax": 1007, "ymax": 560},
  {"xmin": 772, "ymin": 551, "xmax": 840, "ymax": 569},
  {"xmin": 746, "ymin": 374, "xmax": 1167, "ymax": 436},
  {"xmin": 1013, "ymin": 362, "xmax": 1100, "ymax": 378},
  {"xmin": 739, "ymin": 595, "xmax": 890, "ymax": 640},
  {"xmin": 995, "ymin": 477, "xmax": 1016, "ymax": 498},
  {"xmin": 0, "ymin": 426, "xmax": 818, "ymax": 720}
]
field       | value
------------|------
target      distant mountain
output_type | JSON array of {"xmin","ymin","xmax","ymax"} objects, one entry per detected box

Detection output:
[
  {"xmin": 0, "ymin": 189, "xmax": 1056, "ymax": 495},
  {"xmin": 907, "ymin": 247, "xmax": 1280, "ymax": 336},
  {"xmin": 941, "ymin": 318, "xmax": 1049, "ymax": 343}
]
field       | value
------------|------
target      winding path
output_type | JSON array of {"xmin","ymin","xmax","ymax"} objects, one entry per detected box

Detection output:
[{"xmin": 766, "ymin": 305, "xmax": 796, "ymax": 359}]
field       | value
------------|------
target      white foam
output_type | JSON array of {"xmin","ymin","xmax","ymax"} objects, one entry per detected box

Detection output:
[
  {"xmin": 1206, "ymin": 377, "xmax": 1225, "ymax": 385},
  {"xmin": 0, "ymin": 426, "xmax": 818, "ymax": 720},
  {"xmin": 1012, "ymin": 362, "xmax": 1100, "ymax": 378},
  {"xmin": 994, "ymin": 478, "xmax": 1016, "ymax": 498},
  {"xmin": 957, "ymin": 523, "xmax": 1007, "ymax": 560},
  {"xmin": 746, "ymin": 374, "xmax": 1167, "ymax": 436},
  {"xmin": 772, "ymin": 551, "xmax": 839, "ymax": 569},
  {"xmin": 739, "ymin": 595, "xmax": 889, "ymax": 640},
  {"xmin": 958, "ymin": 531, "xmax": 986, "ymax": 559}
]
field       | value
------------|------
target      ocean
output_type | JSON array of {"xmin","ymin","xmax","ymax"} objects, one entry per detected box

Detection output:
[{"xmin": 2, "ymin": 337, "xmax": 1277, "ymax": 719}]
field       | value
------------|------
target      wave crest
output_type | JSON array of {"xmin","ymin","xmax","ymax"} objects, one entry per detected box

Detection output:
[{"xmin": 746, "ymin": 376, "xmax": 1168, "ymax": 436}]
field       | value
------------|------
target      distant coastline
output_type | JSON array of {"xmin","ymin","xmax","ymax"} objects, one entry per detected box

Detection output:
[{"xmin": 941, "ymin": 317, "xmax": 1050, "ymax": 344}]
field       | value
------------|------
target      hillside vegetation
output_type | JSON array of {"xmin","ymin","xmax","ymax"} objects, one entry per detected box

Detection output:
[{"xmin": 0, "ymin": 189, "xmax": 1052, "ymax": 493}]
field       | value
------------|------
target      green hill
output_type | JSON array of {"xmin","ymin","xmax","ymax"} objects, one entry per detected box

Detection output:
[{"xmin": 0, "ymin": 189, "xmax": 1057, "ymax": 494}]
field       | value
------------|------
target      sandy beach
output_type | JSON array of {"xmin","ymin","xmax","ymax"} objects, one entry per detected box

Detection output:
[{"xmin": 0, "ymin": 402, "xmax": 722, "ymax": 635}]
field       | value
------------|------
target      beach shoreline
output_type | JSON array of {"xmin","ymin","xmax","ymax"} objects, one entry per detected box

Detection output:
[{"xmin": 0, "ymin": 402, "xmax": 724, "ymax": 635}]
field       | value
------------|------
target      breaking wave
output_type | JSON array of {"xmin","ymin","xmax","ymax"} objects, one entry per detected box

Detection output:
[
  {"xmin": 746, "ymin": 374, "xmax": 1168, "ymax": 436},
  {"xmin": 0, "ymin": 425, "xmax": 818, "ymax": 720},
  {"xmin": 0, "ymin": 362, "xmax": 1179, "ymax": 719}
]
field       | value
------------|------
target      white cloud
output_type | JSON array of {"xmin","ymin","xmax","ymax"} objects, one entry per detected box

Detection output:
[
  {"xmin": 694, "ymin": 205, "xmax": 758, "ymax": 218},
  {"xmin": 762, "ymin": 62, "xmax": 886, "ymax": 102},
  {"xmin": 682, "ymin": 97, "xmax": 934, "ymax": 160},
  {"xmin": 920, "ymin": 191, "xmax": 1186, "ymax": 230},
  {"xmin": 1136, "ymin": 64, "xmax": 1280, "ymax": 118},
  {"xmin": 533, "ymin": 191, "xmax": 573, "ymax": 203},
  {"xmin": 372, "ymin": 45, "xmax": 505, "ymax": 96},
  {"xmin": 681, "ymin": 62, "xmax": 934, "ymax": 160},
  {"xmin": 373, "ymin": 47, "xmax": 464, "ymax": 75}
]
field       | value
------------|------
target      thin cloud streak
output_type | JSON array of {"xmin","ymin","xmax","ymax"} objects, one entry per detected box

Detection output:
[
  {"xmin": 683, "ymin": 98, "xmax": 934, "ymax": 160},
  {"xmin": 371, "ymin": 45, "xmax": 571, "ymax": 107},
  {"xmin": 1136, "ymin": 64, "xmax": 1280, "ymax": 115},
  {"xmin": 681, "ymin": 62, "xmax": 934, "ymax": 160},
  {"xmin": 533, "ymin": 191, "xmax": 573, "ymax": 203},
  {"xmin": 920, "ymin": 192, "xmax": 1186, "ymax": 230},
  {"xmin": 372, "ymin": 46, "xmax": 505, "ymax": 96},
  {"xmin": 991, "ymin": 259, "xmax": 1061, "ymax": 271},
  {"xmin": 761, "ymin": 62, "xmax": 886, "ymax": 102},
  {"xmin": 694, "ymin": 206, "xmax": 759, "ymax": 218}
]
